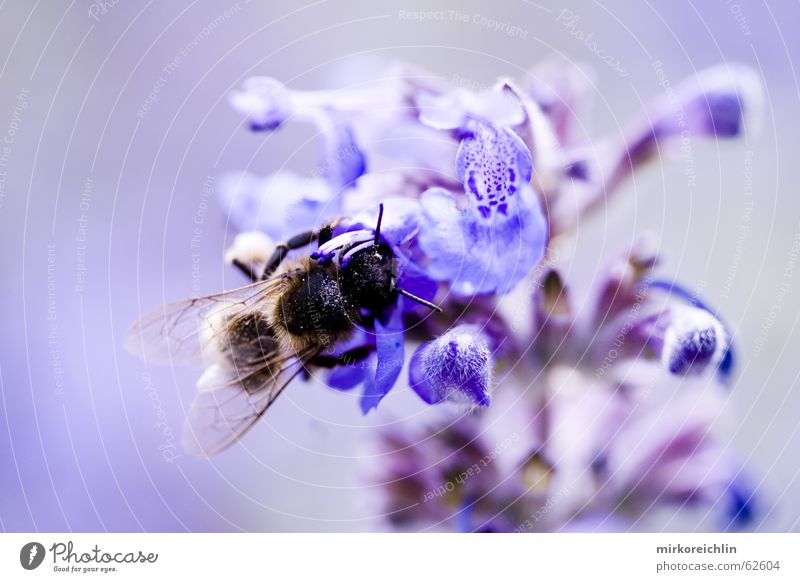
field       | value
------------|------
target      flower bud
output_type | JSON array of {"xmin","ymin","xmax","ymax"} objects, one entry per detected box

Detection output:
[
  {"xmin": 229, "ymin": 77, "xmax": 291, "ymax": 131},
  {"xmin": 409, "ymin": 325, "xmax": 493, "ymax": 407},
  {"xmin": 661, "ymin": 306, "xmax": 728, "ymax": 375}
]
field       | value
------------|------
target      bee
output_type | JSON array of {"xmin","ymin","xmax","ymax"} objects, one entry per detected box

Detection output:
[{"xmin": 125, "ymin": 205, "xmax": 439, "ymax": 457}]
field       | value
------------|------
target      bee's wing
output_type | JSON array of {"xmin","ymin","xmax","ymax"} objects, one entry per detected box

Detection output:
[
  {"xmin": 182, "ymin": 346, "xmax": 318, "ymax": 457},
  {"xmin": 124, "ymin": 275, "xmax": 292, "ymax": 366}
]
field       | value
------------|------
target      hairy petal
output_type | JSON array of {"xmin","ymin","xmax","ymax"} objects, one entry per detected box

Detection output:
[{"xmin": 408, "ymin": 324, "xmax": 492, "ymax": 407}]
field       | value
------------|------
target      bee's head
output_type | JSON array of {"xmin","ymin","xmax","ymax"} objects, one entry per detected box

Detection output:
[
  {"xmin": 314, "ymin": 204, "xmax": 441, "ymax": 315},
  {"xmin": 338, "ymin": 205, "xmax": 396, "ymax": 313}
]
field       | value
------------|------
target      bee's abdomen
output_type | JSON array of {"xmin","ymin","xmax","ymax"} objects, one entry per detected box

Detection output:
[{"xmin": 274, "ymin": 266, "xmax": 355, "ymax": 349}]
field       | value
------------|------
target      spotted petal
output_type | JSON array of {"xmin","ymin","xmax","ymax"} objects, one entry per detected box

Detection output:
[{"xmin": 418, "ymin": 124, "xmax": 547, "ymax": 295}]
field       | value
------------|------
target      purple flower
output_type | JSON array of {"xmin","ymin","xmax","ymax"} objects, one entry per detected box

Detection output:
[
  {"xmin": 631, "ymin": 305, "xmax": 730, "ymax": 376},
  {"xmin": 417, "ymin": 122, "xmax": 548, "ymax": 295},
  {"xmin": 522, "ymin": 59, "xmax": 594, "ymax": 146},
  {"xmin": 217, "ymin": 171, "xmax": 336, "ymax": 239},
  {"xmin": 367, "ymin": 410, "xmax": 526, "ymax": 532},
  {"xmin": 229, "ymin": 76, "xmax": 366, "ymax": 191},
  {"xmin": 229, "ymin": 76, "xmax": 292, "ymax": 131},
  {"xmin": 366, "ymin": 238, "xmax": 759, "ymax": 532},
  {"xmin": 409, "ymin": 324, "xmax": 493, "ymax": 407},
  {"xmin": 521, "ymin": 64, "xmax": 763, "ymax": 232},
  {"xmin": 647, "ymin": 63, "xmax": 761, "ymax": 139},
  {"xmin": 211, "ymin": 62, "xmax": 762, "ymax": 531}
]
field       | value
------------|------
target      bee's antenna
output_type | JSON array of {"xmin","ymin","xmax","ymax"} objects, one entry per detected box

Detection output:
[
  {"xmin": 396, "ymin": 287, "xmax": 443, "ymax": 313},
  {"xmin": 374, "ymin": 203, "xmax": 384, "ymax": 245}
]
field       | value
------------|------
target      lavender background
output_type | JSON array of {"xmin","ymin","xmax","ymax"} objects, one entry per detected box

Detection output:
[{"xmin": 1, "ymin": 0, "xmax": 799, "ymax": 531}]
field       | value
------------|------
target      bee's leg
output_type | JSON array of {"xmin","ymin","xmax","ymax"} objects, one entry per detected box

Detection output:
[
  {"xmin": 311, "ymin": 346, "xmax": 374, "ymax": 368},
  {"xmin": 259, "ymin": 219, "xmax": 343, "ymax": 280},
  {"xmin": 232, "ymin": 259, "xmax": 260, "ymax": 283},
  {"xmin": 260, "ymin": 229, "xmax": 320, "ymax": 280},
  {"xmin": 317, "ymin": 224, "xmax": 334, "ymax": 246}
]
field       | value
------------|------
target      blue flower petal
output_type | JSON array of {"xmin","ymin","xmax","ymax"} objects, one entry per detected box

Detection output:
[
  {"xmin": 326, "ymin": 364, "xmax": 366, "ymax": 391},
  {"xmin": 456, "ymin": 498, "xmax": 475, "ymax": 533},
  {"xmin": 315, "ymin": 115, "xmax": 366, "ymax": 191},
  {"xmin": 358, "ymin": 308, "xmax": 405, "ymax": 414},
  {"xmin": 217, "ymin": 171, "xmax": 334, "ymax": 239},
  {"xmin": 416, "ymin": 90, "xmax": 469, "ymax": 130},
  {"xmin": 685, "ymin": 90, "xmax": 743, "ymax": 137},
  {"xmin": 724, "ymin": 476, "xmax": 757, "ymax": 530},
  {"xmin": 717, "ymin": 345, "xmax": 734, "ymax": 378},
  {"xmin": 408, "ymin": 343, "xmax": 442, "ymax": 405},
  {"xmin": 456, "ymin": 123, "xmax": 532, "ymax": 206},
  {"xmin": 418, "ymin": 186, "xmax": 548, "ymax": 296},
  {"xmin": 372, "ymin": 306, "xmax": 405, "ymax": 403},
  {"xmin": 395, "ymin": 258, "xmax": 438, "ymax": 312},
  {"xmin": 358, "ymin": 362, "xmax": 382, "ymax": 414}
]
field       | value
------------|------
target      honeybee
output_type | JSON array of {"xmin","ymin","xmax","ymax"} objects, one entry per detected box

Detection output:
[{"xmin": 126, "ymin": 205, "xmax": 439, "ymax": 457}]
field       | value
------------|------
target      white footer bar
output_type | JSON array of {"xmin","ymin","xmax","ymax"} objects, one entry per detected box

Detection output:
[{"xmin": 2, "ymin": 533, "xmax": 797, "ymax": 581}]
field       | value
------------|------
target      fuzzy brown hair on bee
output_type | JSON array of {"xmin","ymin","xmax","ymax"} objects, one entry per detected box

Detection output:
[{"xmin": 268, "ymin": 255, "xmax": 359, "ymax": 354}]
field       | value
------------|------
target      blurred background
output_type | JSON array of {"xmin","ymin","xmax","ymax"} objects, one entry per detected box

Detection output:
[{"xmin": 0, "ymin": 0, "xmax": 798, "ymax": 531}]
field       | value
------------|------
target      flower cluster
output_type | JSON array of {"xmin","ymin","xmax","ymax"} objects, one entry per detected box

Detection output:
[
  {"xmin": 220, "ymin": 59, "xmax": 761, "ymax": 531},
  {"xmin": 369, "ymin": 239, "xmax": 752, "ymax": 532}
]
